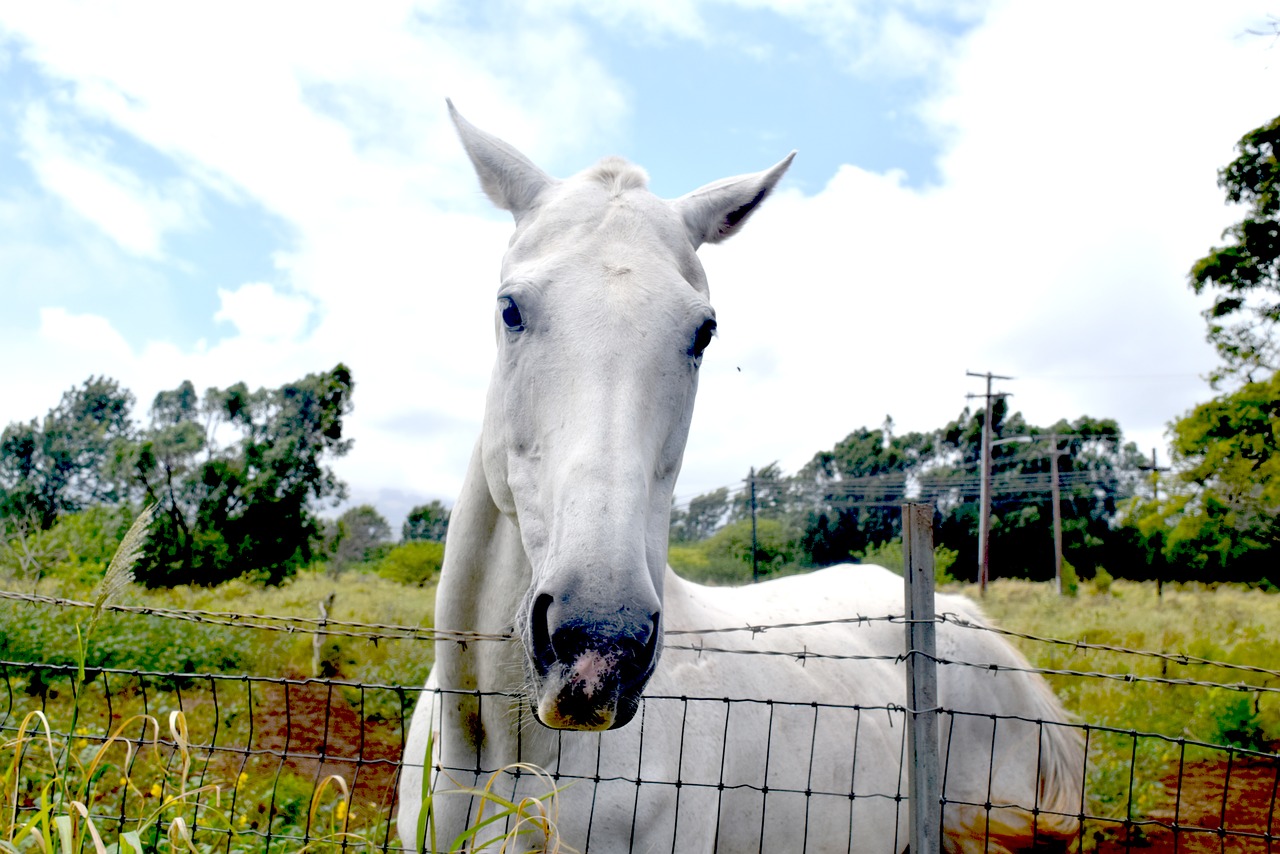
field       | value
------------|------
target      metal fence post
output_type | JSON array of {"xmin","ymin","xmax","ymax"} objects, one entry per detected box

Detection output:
[{"xmin": 903, "ymin": 502, "xmax": 941, "ymax": 852}]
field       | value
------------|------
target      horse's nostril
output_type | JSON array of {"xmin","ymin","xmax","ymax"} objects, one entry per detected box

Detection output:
[{"xmin": 531, "ymin": 593, "xmax": 555, "ymax": 670}]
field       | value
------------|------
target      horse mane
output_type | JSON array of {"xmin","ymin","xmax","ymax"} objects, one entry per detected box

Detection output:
[{"xmin": 584, "ymin": 156, "xmax": 649, "ymax": 196}]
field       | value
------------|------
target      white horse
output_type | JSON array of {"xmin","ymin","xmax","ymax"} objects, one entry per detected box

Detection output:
[{"xmin": 398, "ymin": 103, "xmax": 1085, "ymax": 853}]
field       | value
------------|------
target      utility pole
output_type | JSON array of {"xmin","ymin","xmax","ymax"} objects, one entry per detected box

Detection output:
[
  {"xmin": 1048, "ymin": 433, "xmax": 1065, "ymax": 596},
  {"xmin": 1144, "ymin": 448, "xmax": 1171, "ymax": 597},
  {"xmin": 966, "ymin": 371, "xmax": 1013, "ymax": 595},
  {"xmin": 749, "ymin": 467, "xmax": 759, "ymax": 582}
]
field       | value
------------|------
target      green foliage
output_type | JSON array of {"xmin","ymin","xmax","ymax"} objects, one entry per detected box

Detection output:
[
  {"xmin": 403, "ymin": 500, "xmax": 450, "ymax": 542},
  {"xmin": 375, "ymin": 540, "xmax": 445, "ymax": 587},
  {"xmin": 0, "ymin": 377, "xmax": 135, "ymax": 528},
  {"xmin": 1189, "ymin": 113, "xmax": 1280, "ymax": 385},
  {"xmin": 667, "ymin": 519, "xmax": 805, "ymax": 585},
  {"xmin": 331, "ymin": 504, "xmax": 392, "ymax": 570},
  {"xmin": 0, "ymin": 505, "xmax": 135, "ymax": 588},
  {"xmin": 1210, "ymin": 694, "xmax": 1272, "ymax": 751},
  {"xmin": 1126, "ymin": 370, "xmax": 1280, "ymax": 583},
  {"xmin": 852, "ymin": 538, "xmax": 959, "ymax": 585},
  {"xmin": 120, "ymin": 365, "xmax": 355, "ymax": 587},
  {"xmin": 670, "ymin": 487, "xmax": 730, "ymax": 543},
  {"xmin": 1091, "ymin": 565, "xmax": 1114, "ymax": 594},
  {"xmin": 1060, "ymin": 557, "xmax": 1079, "ymax": 596},
  {"xmin": 979, "ymin": 578, "xmax": 1280, "ymax": 822}
]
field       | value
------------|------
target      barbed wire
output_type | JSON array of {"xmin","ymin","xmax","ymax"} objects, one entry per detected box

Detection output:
[
  {"xmin": 7, "ymin": 587, "xmax": 1278, "ymax": 695},
  {"xmin": 0, "ymin": 589, "xmax": 513, "ymax": 644}
]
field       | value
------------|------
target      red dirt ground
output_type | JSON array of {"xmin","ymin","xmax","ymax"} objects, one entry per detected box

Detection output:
[
  {"xmin": 224, "ymin": 686, "xmax": 1280, "ymax": 851},
  {"xmin": 1093, "ymin": 757, "xmax": 1279, "ymax": 853}
]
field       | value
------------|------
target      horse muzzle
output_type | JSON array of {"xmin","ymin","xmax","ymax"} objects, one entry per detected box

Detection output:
[{"xmin": 527, "ymin": 593, "xmax": 661, "ymax": 730}]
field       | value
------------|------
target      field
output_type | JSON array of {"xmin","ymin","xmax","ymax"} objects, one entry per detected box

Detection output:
[{"xmin": 0, "ymin": 570, "xmax": 1277, "ymax": 851}]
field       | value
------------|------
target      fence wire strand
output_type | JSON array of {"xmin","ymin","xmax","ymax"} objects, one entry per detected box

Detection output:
[{"xmin": 3, "ymin": 580, "xmax": 1279, "ymax": 853}]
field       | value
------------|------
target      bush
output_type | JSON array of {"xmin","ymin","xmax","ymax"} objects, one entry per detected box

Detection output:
[
  {"xmin": 1060, "ymin": 558, "xmax": 1079, "ymax": 596},
  {"xmin": 375, "ymin": 540, "xmax": 445, "ymax": 587},
  {"xmin": 0, "ymin": 506, "xmax": 135, "ymax": 589},
  {"xmin": 704, "ymin": 519, "xmax": 798, "ymax": 572},
  {"xmin": 854, "ymin": 539, "xmax": 960, "ymax": 585}
]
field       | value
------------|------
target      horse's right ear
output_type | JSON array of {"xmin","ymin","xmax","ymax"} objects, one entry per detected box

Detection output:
[
  {"xmin": 448, "ymin": 99, "xmax": 555, "ymax": 221},
  {"xmin": 672, "ymin": 152, "xmax": 796, "ymax": 249}
]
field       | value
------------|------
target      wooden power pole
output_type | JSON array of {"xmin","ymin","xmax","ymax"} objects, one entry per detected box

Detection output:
[
  {"xmin": 966, "ymin": 371, "xmax": 1012, "ymax": 595},
  {"xmin": 1048, "ymin": 433, "xmax": 1065, "ymax": 596}
]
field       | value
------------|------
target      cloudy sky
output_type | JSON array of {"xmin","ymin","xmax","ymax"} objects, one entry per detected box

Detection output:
[{"xmin": 1, "ymin": 1, "xmax": 1277, "ymax": 531}]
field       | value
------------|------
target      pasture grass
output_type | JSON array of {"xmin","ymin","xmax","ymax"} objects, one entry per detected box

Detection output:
[
  {"xmin": 4, "ymin": 561, "xmax": 1279, "ymax": 851},
  {"xmin": 969, "ymin": 577, "xmax": 1280, "ymax": 833}
]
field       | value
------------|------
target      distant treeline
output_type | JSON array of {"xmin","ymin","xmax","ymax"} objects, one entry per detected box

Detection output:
[{"xmin": 0, "ymin": 369, "xmax": 446, "ymax": 587}]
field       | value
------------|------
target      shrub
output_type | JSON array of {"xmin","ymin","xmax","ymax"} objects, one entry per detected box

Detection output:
[
  {"xmin": 1210, "ymin": 694, "xmax": 1272, "ymax": 751},
  {"xmin": 1061, "ymin": 558, "xmax": 1079, "ymax": 596},
  {"xmin": 854, "ymin": 539, "xmax": 960, "ymax": 585},
  {"xmin": 375, "ymin": 540, "xmax": 445, "ymax": 587}
]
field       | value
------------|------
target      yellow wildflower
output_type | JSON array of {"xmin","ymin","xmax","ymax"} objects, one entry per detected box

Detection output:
[
  {"xmin": 335, "ymin": 801, "xmax": 347, "ymax": 822},
  {"xmin": 150, "ymin": 783, "xmax": 163, "ymax": 798}
]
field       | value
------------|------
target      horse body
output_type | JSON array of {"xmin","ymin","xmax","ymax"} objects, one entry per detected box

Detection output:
[{"xmin": 398, "ymin": 104, "xmax": 1083, "ymax": 853}]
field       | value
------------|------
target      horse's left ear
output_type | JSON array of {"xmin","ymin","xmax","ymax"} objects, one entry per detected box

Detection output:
[
  {"xmin": 448, "ymin": 99, "xmax": 556, "ymax": 222},
  {"xmin": 672, "ymin": 152, "xmax": 796, "ymax": 248}
]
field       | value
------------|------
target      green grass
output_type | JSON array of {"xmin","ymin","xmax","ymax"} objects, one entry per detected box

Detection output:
[
  {"xmin": 3, "ymin": 553, "xmax": 1279, "ymax": 851},
  {"xmin": 969, "ymin": 577, "xmax": 1280, "ymax": 833}
]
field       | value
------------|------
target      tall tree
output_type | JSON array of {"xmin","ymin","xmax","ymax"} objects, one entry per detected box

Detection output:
[
  {"xmin": 796, "ymin": 420, "xmax": 936, "ymax": 565},
  {"xmin": 403, "ymin": 500, "xmax": 450, "ymax": 542},
  {"xmin": 729, "ymin": 462, "xmax": 800, "ymax": 525},
  {"xmin": 1189, "ymin": 114, "xmax": 1280, "ymax": 386},
  {"xmin": 1128, "ymin": 371, "xmax": 1280, "ymax": 583},
  {"xmin": 331, "ymin": 504, "xmax": 391, "ymax": 570},
  {"xmin": 670, "ymin": 487, "xmax": 730, "ymax": 543},
  {"xmin": 0, "ymin": 377, "xmax": 135, "ymax": 528},
  {"xmin": 123, "ymin": 364, "xmax": 354, "ymax": 586}
]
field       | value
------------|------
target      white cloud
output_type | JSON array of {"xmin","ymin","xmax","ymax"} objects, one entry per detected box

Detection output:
[
  {"xmin": 214, "ymin": 283, "xmax": 314, "ymax": 343},
  {"xmin": 1, "ymin": 0, "xmax": 1278, "ymax": 529},
  {"xmin": 18, "ymin": 104, "xmax": 200, "ymax": 258},
  {"xmin": 38, "ymin": 306, "xmax": 133, "ymax": 359},
  {"xmin": 671, "ymin": 0, "xmax": 1280, "ymax": 496}
]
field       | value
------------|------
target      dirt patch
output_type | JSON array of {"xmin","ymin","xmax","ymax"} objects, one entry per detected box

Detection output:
[
  {"xmin": 1093, "ymin": 756, "xmax": 1279, "ymax": 853},
  {"xmin": 196, "ymin": 679, "xmax": 408, "ymax": 821}
]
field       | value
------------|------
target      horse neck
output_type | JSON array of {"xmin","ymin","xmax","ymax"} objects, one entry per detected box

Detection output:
[{"xmin": 433, "ymin": 439, "xmax": 530, "ymax": 690}]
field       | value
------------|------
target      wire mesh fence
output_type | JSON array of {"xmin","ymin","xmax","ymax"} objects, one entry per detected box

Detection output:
[{"xmin": 1, "ymin": 592, "xmax": 1277, "ymax": 852}]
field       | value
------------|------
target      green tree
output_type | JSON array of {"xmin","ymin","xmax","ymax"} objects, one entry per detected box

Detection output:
[
  {"xmin": 331, "ymin": 504, "xmax": 392, "ymax": 570},
  {"xmin": 375, "ymin": 539, "xmax": 445, "ymax": 587},
  {"xmin": 1128, "ymin": 371, "xmax": 1280, "ymax": 582},
  {"xmin": 0, "ymin": 377, "xmax": 135, "ymax": 528},
  {"xmin": 122, "ymin": 364, "xmax": 354, "ymax": 586},
  {"xmin": 929, "ymin": 405, "xmax": 1146, "ymax": 582},
  {"xmin": 1189, "ymin": 114, "xmax": 1280, "ymax": 386},
  {"xmin": 403, "ymin": 499, "xmax": 450, "ymax": 542},
  {"xmin": 670, "ymin": 486, "xmax": 730, "ymax": 542},
  {"xmin": 796, "ymin": 418, "xmax": 936, "ymax": 565},
  {"xmin": 729, "ymin": 462, "xmax": 800, "ymax": 525}
]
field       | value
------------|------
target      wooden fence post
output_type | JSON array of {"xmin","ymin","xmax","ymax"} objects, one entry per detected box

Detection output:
[{"xmin": 903, "ymin": 502, "xmax": 941, "ymax": 853}]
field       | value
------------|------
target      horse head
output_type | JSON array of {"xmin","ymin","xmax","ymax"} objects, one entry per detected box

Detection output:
[{"xmin": 450, "ymin": 101, "xmax": 793, "ymax": 731}]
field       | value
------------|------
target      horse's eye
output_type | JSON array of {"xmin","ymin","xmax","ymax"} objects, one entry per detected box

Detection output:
[
  {"xmin": 499, "ymin": 297, "xmax": 524, "ymax": 331},
  {"xmin": 690, "ymin": 318, "xmax": 716, "ymax": 359}
]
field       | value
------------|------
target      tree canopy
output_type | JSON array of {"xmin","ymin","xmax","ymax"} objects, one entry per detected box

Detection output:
[
  {"xmin": 0, "ymin": 366, "xmax": 356, "ymax": 587},
  {"xmin": 672, "ymin": 404, "xmax": 1152, "ymax": 584},
  {"xmin": 403, "ymin": 500, "xmax": 450, "ymax": 542},
  {"xmin": 0, "ymin": 377, "xmax": 135, "ymax": 528},
  {"xmin": 1129, "ymin": 371, "xmax": 1280, "ymax": 583},
  {"xmin": 1190, "ymin": 113, "xmax": 1280, "ymax": 386}
]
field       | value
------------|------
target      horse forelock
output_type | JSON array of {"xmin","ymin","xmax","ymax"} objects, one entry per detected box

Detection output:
[{"xmin": 582, "ymin": 156, "xmax": 650, "ymax": 196}]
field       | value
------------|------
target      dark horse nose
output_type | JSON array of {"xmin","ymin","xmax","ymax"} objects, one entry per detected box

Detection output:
[{"xmin": 530, "ymin": 592, "xmax": 661, "ymax": 692}]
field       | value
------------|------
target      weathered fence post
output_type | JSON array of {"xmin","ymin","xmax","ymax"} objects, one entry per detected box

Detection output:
[
  {"xmin": 903, "ymin": 502, "xmax": 941, "ymax": 853},
  {"xmin": 312, "ymin": 591, "xmax": 336, "ymax": 678}
]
